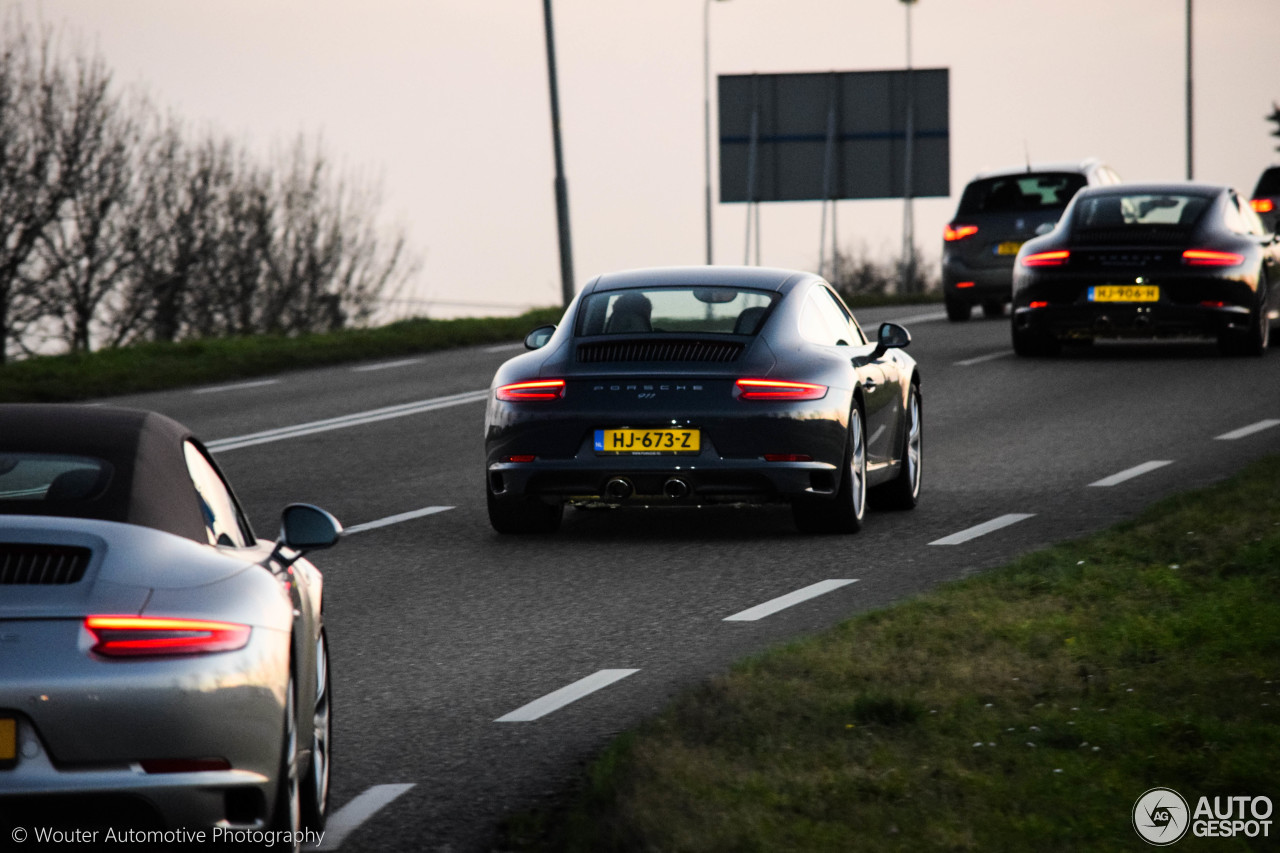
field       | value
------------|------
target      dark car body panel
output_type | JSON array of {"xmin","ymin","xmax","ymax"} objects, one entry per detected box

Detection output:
[{"xmin": 485, "ymin": 267, "xmax": 917, "ymax": 510}]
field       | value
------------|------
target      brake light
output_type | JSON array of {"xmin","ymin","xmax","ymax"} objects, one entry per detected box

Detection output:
[
  {"xmin": 955, "ymin": 281, "xmax": 976, "ymax": 289},
  {"xmin": 735, "ymin": 379, "xmax": 828, "ymax": 400},
  {"xmin": 494, "ymin": 379, "xmax": 566, "ymax": 401},
  {"xmin": 1252, "ymin": 198, "xmax": 1275, "ymax": 214},
  {"xmin": 1182, "ymin": 249, "xmax": 1244, "ymax": 266},
  {"xmin": 944, "ymin": 223, "xmax": 979, "ymax": 242},
  {"xmin": 1021, "ymin": 250, "xmax": 1070, "ymax": 267},
  {"xmin": 764, "ymin": 453, "xmax": 814, "ymax": 462},
  {"xmin": 502, "ymin": 455, "xmax": 537, "ymax": 463},
  {"xmin": 1200, "ymin": 301, "xmax": 1228, "ymax": 308},
  {"xmin": 85, "ymin": 616, "xmax": 251, "ymax": 657},
  {"xmin": 1029, "ymin": 301, "xmax": 1049, "ymax": 309}
]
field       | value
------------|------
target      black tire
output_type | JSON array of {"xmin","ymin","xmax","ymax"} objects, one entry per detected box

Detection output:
[
  {"xmin": 945, "ymin": 295, "xmax": 971, "ymax": 322},
  {"xmin": 487, "ymin": 488, "xmax": 563, "ymax": 534},
  {"xmin": 981, "ymin": 300, "xmax": 1005, "ymax": 318},
  {"xmin": 300, "ymin": 628, "xmax": 331, "ymax": 832},
  {"xmin": 872, "ymin": 383, "xmax": 922, "ymax": 510},
  {"xmin": 793, "ymin": 400, "xmax": 867, "ymax": 534},
  {"xmin": 271, "ymin": 673, "xmax": 302, "ymax": 852},
  {"xmin": 1220, "ymin": 282, "xmax": 1270, "ymax": 357},
  {"xmin": 1012, "ymin": 323, "xmax": 1060, "ymax": 357}
]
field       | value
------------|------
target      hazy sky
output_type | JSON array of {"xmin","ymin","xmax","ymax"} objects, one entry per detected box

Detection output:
[{"xmin": 15, "ymin": 0, "xmax": 1280, "ymax": 317}]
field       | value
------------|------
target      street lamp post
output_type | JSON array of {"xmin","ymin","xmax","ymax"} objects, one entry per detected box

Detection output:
[
  {"xmin": 542, "ymin": 0, "xmax": 576, "ymax": 308},
  {"xmin": 900, "ymin": 0, "xmax": 917, "ymax": 294},
  {"xmin": 704, "ymin": 0, "xmax": 730, "ymax": 266},
  {"xmin": 1185, "ymin": 0, "xmax": 1193, "ymax": 180}
]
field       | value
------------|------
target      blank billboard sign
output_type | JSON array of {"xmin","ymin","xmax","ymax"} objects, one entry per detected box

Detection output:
[{"xmin": 719, "ymin": 68, "xmax": 949, "ymax": 203}]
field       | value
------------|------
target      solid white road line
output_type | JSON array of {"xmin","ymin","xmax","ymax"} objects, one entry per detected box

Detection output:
[
  {"xmin": 206, "ymin": 389, "xmax": 488, "ymax": 452},
  {"xmin": 954, "ymin": 350, "xmax": 1013, "ymax": 367},
  {"xmin": 192, "ymin": 379, "xmax": 280, "ymax": 395},
  {"xmin": 495, "ymin": 669, "xmax": 639, "ymax": 723},
  {"xmin": 351, "ymin": 357, "xmax": 425, "ymax": 372},
  {"xmin": 887, "ymin": 310, "xmax": 949, "ymax": 325},
  {"xmin": 930, "ymin": 513, "xmax": 1035, "ymax": 546},
  {"xmin": 484, "ymin": 342, "xmax": 526, "ymax": 353},
  {"xmin": 723, "ymin": 579, "xmax": 858, "ymax": 622},
  {"xmin": 344, "ymin": 506, "xmax": 454, "ymax": 534},
  {"xmin": 314, "ymin": 783, "xmax": 416, "ymax": 851},
  {"xmin": 1089, "ymin": 460, "xmax": 1173, "ymax": 487},
  {"xmin": 1215, "ymin": 419, "xmax": 1280, "ymax": 441}
]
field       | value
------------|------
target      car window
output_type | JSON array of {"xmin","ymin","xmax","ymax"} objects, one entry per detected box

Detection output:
[
  {"xmin": 1254, "ymin": 167, "xmax": 1280, "ymax": 197},
  {"xmin": 1074, "ymin": 193, "xmax": 1212, "ymax": 229},
  {"xmin": 183, "ymin": 441, "xmax": 252, "ymax": 547},
  {"xmin": 0, "ymin": 454, "xmax": 112, "ymax": 502},
  {"xmin": 800, "ymin": 287, "xmax": 857, "ymax": 346},
  {"xmin": 577, "ymin": 287, "xmax": 777, "ymax": 336},
  {"xmin": 957, "ymin": 172, "xmax": 1088, "ymax": 215},
  {"xmin": 1222, "ymin": 195, "xmax": 1251, "ymax": 235}
]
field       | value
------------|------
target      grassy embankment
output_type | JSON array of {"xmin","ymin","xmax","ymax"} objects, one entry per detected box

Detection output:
[
  {"xmin": 505, "ymin": 455, "xmax": 1280, "ymax": 851},
  {"xmin": 0, "ymin": 309, "xmax": 563, "ymax": 403}
]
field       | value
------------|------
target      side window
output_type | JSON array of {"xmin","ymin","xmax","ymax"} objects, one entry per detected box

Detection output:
[
  {"xmin": 1222, "ymin": 195, "xmax": 1249, "ymax": 235},
  {"xmin": 183, "ymin": 442, "xmax": 252, "ymax": 548},
  {"xmin": 800, "ymin": 287, "xmax": 857, "ymax": 346}
]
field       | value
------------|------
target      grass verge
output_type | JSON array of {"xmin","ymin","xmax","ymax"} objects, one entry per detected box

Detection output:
[
  {"xmin": 504, "ymin": 454, "xmax": 1280, "ymax": 851},
  {"xmin": 0, "ymin": 309, "xmax": 562, "ymax": 402}
]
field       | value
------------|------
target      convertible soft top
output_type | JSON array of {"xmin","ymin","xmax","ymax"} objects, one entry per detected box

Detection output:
[{"xmin": 0, "ymin": 404, "xmax": 212, "ymax": 542}]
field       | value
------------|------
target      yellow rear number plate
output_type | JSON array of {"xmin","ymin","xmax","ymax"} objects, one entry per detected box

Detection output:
[
  {"xmin": 595, "ymin": 429, "xmax": 700, "ymax": 454},
  {"xmin": 0, "ymin": 717, "xmax": 15, "ymax": 765},
  {"xmin": 1089, "ymin": 285, "xmax": 1159, "ymax": 302},
  {"xmin": 996, "ymin": 241, "xmax": 1024, "ymax": 256}
]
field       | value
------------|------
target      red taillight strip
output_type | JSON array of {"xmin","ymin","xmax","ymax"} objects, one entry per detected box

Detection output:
[
  {"xmin": 494, "ymin": 379, "xmax": 566, "ymax": 401},
  {"xmin": 735, "ymin": 379, "xmax": 828, "ymax": 400},
  {"xmin": 1182, "ymin": 249, "xmax": 1244, "ymax": 266},
  {"xmin": 1021, "ymin": 250, "xmax": 1070, "ymax": 267},
  {"xmin": 85, "ymin": 616, "xmax": 251, "ymax": 657},
  {"xmin": 943, "ymin": 223, "xmax": 979, "ymax": 242},
  {"xmin": 1251, "ymin": 199, "xmax": 1274, "ymax": 214}
]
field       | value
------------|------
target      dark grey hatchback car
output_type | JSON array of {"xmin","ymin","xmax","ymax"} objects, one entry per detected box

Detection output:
[{"xmin": 942, "ymin": 159, "xmax": 1122, "ymax": 321}]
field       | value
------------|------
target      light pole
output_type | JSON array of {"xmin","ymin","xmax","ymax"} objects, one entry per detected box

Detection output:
[
  {"xmin": 542, "ymin": 0, "xmax": 575, "ymax": 307},
  {"xmin": 704, "ymin": 0, "xmax": 730, "ymax": 265},
  {"xmin": 900, "ymin": 0, "xmax": 918, "ymax": 294},
  {"xmin": 1185, "ymin": 0, "xmax": 1193, "ymax": 180}
]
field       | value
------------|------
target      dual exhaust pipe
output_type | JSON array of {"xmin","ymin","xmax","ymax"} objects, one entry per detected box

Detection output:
[{"xmin": 603, "ymin": 476, "xmax": 691, "ymax": 501}]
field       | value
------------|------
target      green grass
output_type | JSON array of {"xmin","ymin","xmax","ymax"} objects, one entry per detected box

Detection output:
[
  {"xmin": 0, "ymin": 309, "xmax": 563, "ymax": 402},
  {"xmin": 504, "ymin": 455, "xmax": 1280, "ymax": 852}
]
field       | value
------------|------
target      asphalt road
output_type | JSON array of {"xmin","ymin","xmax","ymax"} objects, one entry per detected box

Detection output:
[{"xmin": 101, "ymin": 306, "xmax": 1280, "ymax": 851}]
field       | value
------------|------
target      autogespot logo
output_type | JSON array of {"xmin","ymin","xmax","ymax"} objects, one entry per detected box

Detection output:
[{"xmin": 1134, "ymin": 787, "xmax": 1190, "ymax": 846}]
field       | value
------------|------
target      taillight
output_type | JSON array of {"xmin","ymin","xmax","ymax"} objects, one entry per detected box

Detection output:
[
  {"xmin": 1251, "ymin": 198, "xmax": 1275, "ymax": 214},
  {"xmin": 85, "ymin": 616, "xmax": 251, "ymax": 657},
  {"xmin": 1182, "ymin": 249, "xmax": 1244, "ymax": 267},
  {"xmin": 1029, "ymin": 301, "xmax": 1049, "ymax": 309},
  {"xmin": 763, "ymin": 453, "xmax": 814, "ymax": 462},
  {"xmin": 494, "ymin": 379, "xmax": 566, "ymax": 401},
  {"xmin": 735, "ymin": 379, "xmax": 828, "ymax": 400},
  {"xmin": 502, "ymin": 455, "xmax": 537, "ymax": 463},
  {"xmin": 944, "ymin": 223, "xmax": 979, "ymax": 242},
  {"xmin": 955, "ymin": 281, "xmax": 976, "ymax": 289},
  {"xmin": 1021, "ymin": 250, "xmax": 1070, "ymax": 267}
]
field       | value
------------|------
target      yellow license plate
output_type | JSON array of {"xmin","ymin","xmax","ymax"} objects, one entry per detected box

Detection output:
[
  {"xmin": 996, "ymin": 241, "xmax": 1024, "ymax": 256},
  {"xmin": 1089, "ymin": 285, "xmax": 1159, "ymax": 302},
  {"xmin": 0, "ymin": 717, "xmax": 15, "ymax": 763},
  {"xmin": 594, "ymin": 428, "xmax": 700, "ymax": 454}
]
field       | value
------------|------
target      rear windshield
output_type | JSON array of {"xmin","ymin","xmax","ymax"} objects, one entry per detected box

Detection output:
[
  {"xmin": 0, "ymin": 454, "xmax": 112, "ymax": 503},
  {"xmin": 957, "ymin": 172, "xmax": 1088, "ymax": 215},
  {"xmin": 1254, "ymin": 167, "xmax": 1280, "ymax": 197},
  {"xmin": 1072, "ymin": 193, "xmax": 1211, "ymax": 229},
  {"xmin": 577, "ymin": 287, "xmax": 777, "ymax": 336}
]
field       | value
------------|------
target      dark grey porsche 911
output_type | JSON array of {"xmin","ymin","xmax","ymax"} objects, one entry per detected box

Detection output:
[{"xmin": 484, "ymin": 266, "xmax": 922, "ymax": 534}]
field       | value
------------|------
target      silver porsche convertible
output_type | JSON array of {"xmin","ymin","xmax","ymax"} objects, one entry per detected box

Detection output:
[{"xmin": 0, "ymin": 404, "xmax": 339, "ymax": 844}]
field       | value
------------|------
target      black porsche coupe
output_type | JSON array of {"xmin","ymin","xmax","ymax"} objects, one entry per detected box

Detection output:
[
  {"xmin": 484, "ymin": 266, "xmax": 921, "ymax": 534},
  {"xmin": 1011, "ymin": 182, "xmax": 1280, "ymax": 356}
]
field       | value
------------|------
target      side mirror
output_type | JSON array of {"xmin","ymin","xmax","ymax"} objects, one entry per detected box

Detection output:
[
  {"xmin": 279, "ymin": 503, "xmax": 342, "ymax": 553},
  {"xmin": 870, "ymin": 322, "xmax": 911, "ymax": 360},
  {"xmin": 524, "ymin": 324, "xmax": 557, "ymax": 350}
]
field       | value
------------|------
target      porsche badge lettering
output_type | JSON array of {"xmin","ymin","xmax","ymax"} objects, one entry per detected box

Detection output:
[{"xmin": 592, "ymin": 384, "xmax": 704, "ymax": 399}]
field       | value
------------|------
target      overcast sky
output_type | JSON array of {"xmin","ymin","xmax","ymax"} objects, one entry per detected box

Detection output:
[{"xmin": 15, "ymin": 0, "xmax": 1280, "ymax": 317}]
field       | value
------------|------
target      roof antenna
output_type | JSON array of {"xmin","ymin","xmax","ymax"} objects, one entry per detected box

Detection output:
[{"xmin": 1024, "ymin": 140, "xmax": 1032, "ymax": 172}]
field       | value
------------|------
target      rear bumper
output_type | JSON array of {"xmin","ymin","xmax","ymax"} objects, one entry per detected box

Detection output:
[
  {"xmin": 1012, "ymin": 301, "xmax": 1253, "ymax": 340},
  {"xmin": 942, "ymin": 256, "xmax": 1013, "ymax": 302}
]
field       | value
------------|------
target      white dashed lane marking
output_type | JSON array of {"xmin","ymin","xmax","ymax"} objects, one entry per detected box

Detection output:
[
  {"xmin": 1088, "ymin": 460, "xmax": 1173, "ymax": 487},
  {"xmin": 495, "ymin": 670, "xmax": 639, "ymax": 723},
  {"xmin": 724, "ymin": 579, "xmax": 858, "ymax": 622},
  {"xmin": 954, "ymin": 350, "xmax": 1013, "ymax": 367},
  {"xmin": 344, "ymin": 507, "xmax": 455, "ymax": 535},
  {"xmin": 1215, "ymin": 419, "xmax": 1280, "ymax": 441},
  {"xmin": 192, "ymin": 379, "xmax": 280, "ymax": 395},
  {"xmin": 351, "ymin": 357, "xmax": 425, "ymax": 372},
  {"xmin": 930, "ymin": 513, "xmax": 1035, "ymax": 546},
  {"xmin": 314, "ymin": 783, "xmax": 416, "ymax": 851}
]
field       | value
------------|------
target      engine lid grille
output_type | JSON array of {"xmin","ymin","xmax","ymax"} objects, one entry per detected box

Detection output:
[
  {"xmin": 0, "ymin": 544, "xmax": 92, "ymax": 585},
  {"xmin": 577, "ymin": 340, "xmax": 744, "ymax": 364}
]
